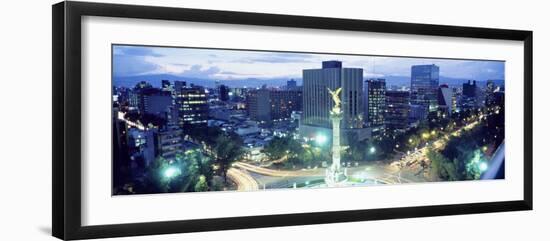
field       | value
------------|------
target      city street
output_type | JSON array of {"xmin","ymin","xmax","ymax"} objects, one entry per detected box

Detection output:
[{"xmin": 228, "ymin": 114, "xmax": 492, "ymax": 191}]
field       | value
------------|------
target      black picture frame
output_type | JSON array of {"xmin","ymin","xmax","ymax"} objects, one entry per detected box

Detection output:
[{"xmin": 52, "ymin": 1, "xmax": 533, "ymax": 240}]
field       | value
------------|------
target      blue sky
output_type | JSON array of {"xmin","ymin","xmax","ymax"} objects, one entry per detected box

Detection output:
[{"xmin": 113, "ymin": 45, "xmax": 505, "ymax": 81}]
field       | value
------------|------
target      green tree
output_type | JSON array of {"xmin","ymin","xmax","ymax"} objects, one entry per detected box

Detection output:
[
  {"xmin": 465, "ymin": 150, "xmax": 485, "ymax": 180},
  {"xmin": 263, "ymin": 137, "xmax": 289, "ymax": 161},
  {"xmin": 140, "ymin": 156, "xmax": 185, "ymax": 193},
  {"xmin": 213, "ymin": 134, "xmax": 244, "ymax": 184},
  {"xmin": 343, "ymin": 135, "xmax": 367, "ymax": 163},
  {"xmin": 427, "ymin": 149, "xmax": 460, "ymax": 181},
  {"xmin": 210, "ymin": 176, "xmax": 225, "ymax": 191},
  {"xmin": 263, "ymin": 136, "xmax": 304, "ymax": 163},
  {"xmin": 194, "ymin": 175, "xmax": 209, "ymax": 192}
]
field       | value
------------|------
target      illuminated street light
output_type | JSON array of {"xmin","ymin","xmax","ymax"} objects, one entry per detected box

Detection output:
[
  {"xmin": 479, "ymin": 162, "xmax": 488, "ymax": 172},
  {"xmin": 315, "ymin": 134, "xmax": 327, "ymax": 145},
  {"xmin": 369, "ymin": 147, "xmax": 376, "ymax": 154},
  {"xmin": 422, "ymin": 132, "xmax": 430, "ymax": 139},
  {"xmin": 164, "ymin": 166, "xmax": 179, "ymax": 179}
]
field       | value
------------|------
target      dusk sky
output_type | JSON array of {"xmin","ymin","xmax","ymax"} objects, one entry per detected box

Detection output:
[{"xmin": 113, "ymin": 45, "xmax": 505, "ymax": 81}]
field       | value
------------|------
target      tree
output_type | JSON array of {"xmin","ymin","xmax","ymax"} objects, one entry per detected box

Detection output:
[
  {"xmin": 263, "ymin": 136, "xmax": 303, "ymax": 163},
  {"xmin": 427, "ymin": 149, "xmax": 460, "ymax": 181},
  {"xmin": 263, "ymin": 137, "xmax": 289, "ymax": 161},
  {"xmin": 343, "ymin": 135, "xmax": 367, "ymax": 163},
  {"xmin": 194, "ymin": 175, "xmax": 209, "ymax": 192},
  {"xmin": 213, "ymin": 134, "xmax": 244, "ymax": 184},
  {"xmin": 140, "ymin": 156, "xmax": 182, "ymax": 193},
  {"xmin": 210, "ymin": 176, "xmax": 225, "ymax": 191},
  {"xmin": 465, "ymin": 150, "xmax": 485, "ymax": 180}
]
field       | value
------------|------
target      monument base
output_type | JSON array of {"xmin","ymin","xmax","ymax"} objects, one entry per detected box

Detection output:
[{"xmin": 324, "ymin": 167, "xmax": 347, "ymax": 187}]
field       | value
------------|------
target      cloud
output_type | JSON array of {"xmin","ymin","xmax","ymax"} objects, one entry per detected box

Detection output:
[
  {"xmin": 113, "ymin": 46, "xmax": 164, "ymax": 57},
  {"xmin": 219, "ymin": 71, "xmax": 241, "ymax": 75},
  {"xmin": 214, "ymin": 71, "xmax": 263, "ymax": 80},
  {"xmin": 111, "ymin": 45, "xmax": 505, "ymax": 82},
  {"xmin": 361, "ymin": 57, "xmax": 505, "ymax": 81},
  {"xmin": 180, "ymin": 65, "xmax": 221, "ymax": 79},
  {"xmin": 112, "ymin": 46, "xmax": 166, "ymax": 77},
  {"xmin": 234, "ymin": 52, "xmax": 316, "ymax": 63},
  {"xmin": 441, "ymin": 60, "xmax": 505, "ymax": 80},
  {"xmin": 113, "ymin": 54, "xmax": 159, "ymax": 77}
]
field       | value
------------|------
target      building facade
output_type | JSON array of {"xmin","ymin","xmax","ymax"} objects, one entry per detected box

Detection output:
[
  {"xmin": 461, "ymin": 80, "xmax": 480, "ymax": 111},
  {"xmin": 175, "ymin": 86, "xmax": 209, "ymax": 129},
  {"xmin": 219, "ymin": 84, "xmax": 230, "ymax": 101},
  {"xmin": 269, "ymin": 89, "xmax": 302, "ymax": 121},
  {"xmin": 437, "ymin": 84, "xmax": 454, "ymax": 116},
  {"xmin": 143, "ymin": 93, "xmax": 172, "ymax": 117},
  {"xmin": 301, "ymin": 61, "xmax": 367, "ymax": 141},
  {"xmin": 246, "ymin": 89, "xmax": 302, "ymax": 122},
  {"xmin": 287, "ymin": 79, "xmax": 297, "ymax": 89},
  {"xmin": 246, "ymin": 89, "xmax": 271, "ymax": 122},
  {"xmin": 385, "ymin": 90, "xmax": 410, "ymax": 132},
  {"xmin": 366, "ymin": 79, "xmax": 386, "ymax": 127},
  {"xmin": 410, "ymin": 64, "xmax": 440, "ymax": 116},
  {"xmin": 154, "ymin": 127, "xmax": 183, "ymax": 161}
]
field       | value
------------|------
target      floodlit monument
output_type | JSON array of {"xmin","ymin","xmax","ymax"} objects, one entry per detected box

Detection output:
[{"xmin": 325, "ymin": 87, "xmax": 348, "ymax": 185}]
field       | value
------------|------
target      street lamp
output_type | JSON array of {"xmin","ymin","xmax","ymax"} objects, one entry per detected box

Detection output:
[
  {"xmin": 479, "ymin": 162, "xmax": 488, "ymax": 172},
  {"xmin": 315, "ymin": 134, "xmax": 327, "ymax": 146},
  {"xmin": 369, "ymin": 146, "xmax": 376, "ymax": 154},
  {"xmin": 163, "ymin": 166, "xmax": 179, "ymax": 179},
  {"xmin": 422, "ymin": 132, "xmax": 430, "ymax": 139}
]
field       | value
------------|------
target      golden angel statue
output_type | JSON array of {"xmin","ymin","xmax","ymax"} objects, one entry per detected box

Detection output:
[{"xmin": 327, "ymin": 87, "xmax": 342, "ymax": 110}]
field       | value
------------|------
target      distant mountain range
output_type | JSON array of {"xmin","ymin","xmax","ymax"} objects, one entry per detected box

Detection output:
[
  {"xmin": 383, "ymin": 75, "xmax": 503, "ymax": 88},
  {"xmin": 114, "ymin": 74, "xmax": 504, "ymax": 89},
  {"xmin": 114, "ymin": 74, "xmax": 295, "ymax": 88}
]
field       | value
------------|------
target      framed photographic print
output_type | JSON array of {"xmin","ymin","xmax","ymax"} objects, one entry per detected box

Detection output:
[{"xmin": 52, "ymin": 1, "xmax": 533, "ymax": 240}]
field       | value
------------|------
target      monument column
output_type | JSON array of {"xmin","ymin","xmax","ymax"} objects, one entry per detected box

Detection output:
[
  {"xmin": 331, "ymin": 110, "xmax": 342, "ymax": 173},
  {"xmin": 325, "ymin": 88, "xmax": 347, "ymax": 185}
]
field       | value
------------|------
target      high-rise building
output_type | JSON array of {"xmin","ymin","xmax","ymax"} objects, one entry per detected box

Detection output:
[
  {"xmin": 175, "ymin": 86, "xmax": 209, "ymax": 129},
  {"xmin": 410, "ymin": 64, "xmax": 440, "ymax": 116},
  {"xmin": 143, "ymin": 92, "xmax": 172, "ymax": 117},
  {"xmin": 246, "ymin": 89, "xmax": 302, "ymax": 122},
  {"xmin": 366, "ymin": 79, "xmax": 386, "ymax": 127},
  {"xmin": 437, "ymin": 84, "xmax": 454, "ymax": 116},
  {"xmin": 463, "ymin": 80, "xmax": 477, "ymax": 97},
  {"xmin": 219, "ymin": 84, "xmax": 230, "ymax": 101},
  {"xmin": 127, "ymin": 128, "xmax": 156, "ymax": 167},
  {"xmin": 301, "ymin": 61, "xmax": 367, "ymax": 141},
  {"xmin": 154, "ymin": 127, "xmax": 183, "ymax": 161},
  {"xmin": 129, "ymin": 81, "xmax": 156, "ymax": 112},
  {"xmin": 385, "ymin": 90, "xmax": 410, "ymax": 132},
  {"xmin": 246, "ymin": 89, "xmax": 271, "ymax": 122},
  {"xmin": 230, "ymin": 87, "xmax": 248, "ymax": 101},
  {"xmin": 174, "ymin": 80, "xmax": 187, "ymax": 92},
  {"xmin": 269, "ymin": 89, "xmax": 302, "ymax": 120},
  {"xmin": 485, "ymin": 80, "xmax": 498, "ymax": 107},
  {"xmin": 112, "ymin": 107, "xmax": 130, "ymax": 189},
  {"xmin": 161, "ymin": 80, "xmax": 172, "ymax": 92},
  {"xmin": 461, "ymin": 80, "xmax": 480, "ymax": 111},
  {"xmin": 287, "ymin": 79, "xmax": 297, "ymax": 90}
]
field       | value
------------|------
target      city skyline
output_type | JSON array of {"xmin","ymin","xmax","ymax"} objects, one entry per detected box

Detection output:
[
  {"xmin": 112, "ymin": 45, "xmax": 505, "ymax": 195},
  {"xmin": 113, "ymin": 45, "xmax": 505, "ymax": 87}
]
